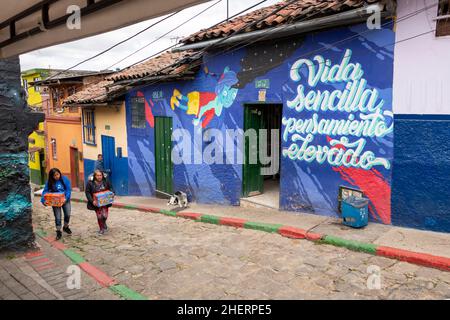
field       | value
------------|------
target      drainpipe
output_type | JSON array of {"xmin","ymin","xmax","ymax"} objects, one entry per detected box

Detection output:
[{"xmin": 172, "ymin": 3, "xmax": 388, "ymax": 52}]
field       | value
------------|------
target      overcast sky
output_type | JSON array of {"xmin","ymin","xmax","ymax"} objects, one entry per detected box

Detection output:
[{"xmin": 19, "ymin": 0, "xmax": 280, "ymax": 72}]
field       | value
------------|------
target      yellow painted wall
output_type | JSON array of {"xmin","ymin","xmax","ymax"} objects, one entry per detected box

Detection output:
[
  {"xmin": 83, "ymin": 102, "xmax": 128, "ymax": 161},
  {"xmin": 29, "ymin": 122, "xmax": 45, "ymax": 170},
  {"xmin": 22, "ymin": 69, "xmax": 49, "ymax": 184},
  {"xmin": 21, "ymin": 69, "xmax": 48, "ymax": 108}
]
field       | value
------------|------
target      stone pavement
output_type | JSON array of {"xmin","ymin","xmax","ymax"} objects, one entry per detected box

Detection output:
[
  {"xmin": 30, "ymin": 198, "xmax": 450, "ymax": 300},
  {"xmin": 69, "ymin": 191, "xmax": 450, "ymax": 259},
  {"xmin": 0, "ymin": 236, "xmax": 119, "ymax": 300}
]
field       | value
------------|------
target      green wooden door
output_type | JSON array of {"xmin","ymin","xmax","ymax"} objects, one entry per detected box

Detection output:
[
  {"xmin": 155, "ymin": 117, "xmax": 173, "ymax": 195},
  {"xmin": 243, "ymin": 105, "xmax": 265, "ymax": 197}
]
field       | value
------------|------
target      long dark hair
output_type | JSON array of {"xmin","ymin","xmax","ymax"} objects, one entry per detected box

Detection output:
[{"xmin": 47, "ymin": 168, "xmax": 66, "ymax": 192}]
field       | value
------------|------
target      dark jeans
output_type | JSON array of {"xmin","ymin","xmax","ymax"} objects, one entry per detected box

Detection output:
[{"xmin": 52, "ymin": 201, "xmax": 71, "ymax": 230}]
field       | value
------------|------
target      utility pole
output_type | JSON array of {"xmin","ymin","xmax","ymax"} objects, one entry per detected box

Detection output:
[{"xmin": 227, "ymin": 0, "xmax": 229, "ymax": 21}]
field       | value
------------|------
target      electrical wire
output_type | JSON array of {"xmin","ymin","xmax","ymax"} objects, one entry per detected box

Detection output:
[
  {"xmin": 105, "ymin": 0, "xmax": 224, "ymax": 70},
  {"xmin": 109, "ymin": 0, "xmax": 269, "ymax": 72},
  {"xmin": 44, "ymin": 11, "xmax": 181, "ymax": 80},
  {"xmin": 69, "ymin": 1, "xmax": 437, "ymax": 104},
  {"xmin": 123, "ymin": 0, "xmax": 438, "ymax": 94}
]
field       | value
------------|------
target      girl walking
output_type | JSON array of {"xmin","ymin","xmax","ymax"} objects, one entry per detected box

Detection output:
[
  {"xmin": 41, "ymin": 168, "xmax": 72, "ymax": 240},
  {"xmin": 85, "ymin": 170, "xmax": 114, "ymax": 235}
]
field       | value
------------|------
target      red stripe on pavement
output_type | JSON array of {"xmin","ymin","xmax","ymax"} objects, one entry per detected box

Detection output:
[
  {"xmin": 44, "ymin": 236, "xmax": 56, "ymax": 244},
  {"xmin": 25, "ymin": 251, "xmax": 43, "ymax": 259},
  {"xmin": 176, "ymin": 212, "xmax": 202, "ymax": 220},
  {"xmin": 35, "ymin": 263, "xmax": 57, "ymax": 271},
  {"xmin": 51, "ymin": 241, "xmax": 67, "ymax": 250},
  {"xmin": 377, "ymin": 246, "xmax": 450, "ymax": 271},
  {"xmin": 278, "ymin": 226, "xmax": 307, "ymax": 239},
  {"xmin": 79, "ymin": 262, "xmax": 116, "ymax": 287},
  {"xmin": 219, "ymin": 217, "xmax": 247, "ymax": 228},
  {"xmin": 30, "ymin": 257, "xmax": 51, "ymax": 265}
]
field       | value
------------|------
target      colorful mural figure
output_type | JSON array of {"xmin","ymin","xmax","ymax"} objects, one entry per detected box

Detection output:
[
  {"xmin": 170, "ymin": 67, "xmax": 239, "ymax": 128},
  {"xmin": 136, "ymin": 91, "xmax": 155, "ymax": 128}
]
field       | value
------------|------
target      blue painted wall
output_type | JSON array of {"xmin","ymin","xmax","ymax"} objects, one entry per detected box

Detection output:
[
  {"xmin": 392, "ymin": 115, "xmax": 450, "ymax": 232},
  {"xmin": 84, "ymin": 157, "xmax": 128, "ymax": 196},
  {"xmin": 126, "ymin": 22, "xmax": 399, "ymax": 226}
]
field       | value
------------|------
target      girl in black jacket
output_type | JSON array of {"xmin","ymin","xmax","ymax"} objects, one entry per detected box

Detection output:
[{"xmin": 85, "ymin": 170, "xmax": 114, "ymax": 235}]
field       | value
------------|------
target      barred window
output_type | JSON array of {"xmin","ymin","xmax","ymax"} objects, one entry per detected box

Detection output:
[
  {"xmin": 83, "ymin": 109, "xmax": 96, "ymax": 145},
  {"xmin": 51, "ymin": 138, "xmax": 57, "ymax": 160},
  {"xmin": 131, "ymin": 96, "xmax": 146, "ymax": 129},
  {"xmin": 437, "ymin": 0, "xmax": 450, "ymax": 37},
  {"xmin": 34, "ymin": 77, "xmax": 41, "ymax": 92}
]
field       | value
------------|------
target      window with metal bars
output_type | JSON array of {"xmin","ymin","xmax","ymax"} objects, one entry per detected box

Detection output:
[
  {"xmin": 51, "ymin": 138, "xmax": 57, "ymax": 160},
  {"xmin": 82, "ymin": 109, "xmax": 96, "ymax": 145},
  {"xmin": 131, "ymin": 96, "xmax": 146, "ymax": 129},
  {"xmin": 437, "ymin": 0, "xmax": 450, "ymax": 37}
]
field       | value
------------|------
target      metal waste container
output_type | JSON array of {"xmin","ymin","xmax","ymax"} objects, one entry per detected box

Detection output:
[{"xmin": 341, "ymin": 196, "xmax": 369, "ymax": 228}]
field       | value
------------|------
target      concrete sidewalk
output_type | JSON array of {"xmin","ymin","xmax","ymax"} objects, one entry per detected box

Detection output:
[
  {"xmin": 69, "ymin": 191, "xmax": 450, "ymax": 261},
  {"xmin": 0, "ymin": 237, "xmax": 118, "ymax": 300}
]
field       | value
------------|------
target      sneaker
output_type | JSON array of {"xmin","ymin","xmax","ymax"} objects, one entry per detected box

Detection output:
[
  {"xmin": 56, "ymin": 230, "xmax": 62, "ymax": 240},
  {"xmin": 98, "ymin": 229, "xmax": 105, "ymax": 235},
  {"xmin": 63, "ymin": 226, "xmax": 72, "ymax": 235}
]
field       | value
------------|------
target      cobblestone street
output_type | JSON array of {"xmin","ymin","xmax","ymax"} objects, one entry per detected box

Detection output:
[{"xmin": 30, "ymin": 199, "xmax": 450, "ymax": 300}]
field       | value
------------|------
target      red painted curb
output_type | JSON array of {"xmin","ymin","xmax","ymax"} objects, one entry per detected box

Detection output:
[
  {"xmin": 305, "ymin": 232, "xmax": 324, "ymax": 241},
  {"xmin": 51, "ymin": 241, "xmax": 67, "ymax": 250},
  {"xmin": 113, "ymin": 202, "xmax": 127, "ymax": 209},
  {"xmin": 219, "ymin": 217, "xmax": 247, "ymax": 228},
  {"xmin": 377, "ymin": 246, "xmax": 450, "ymax": 272},
  {"xmin": 278, "ymin": 226, "xmax": 307, "ymax": 239},
  {"xmin": 79, "ymin": 262, "xmax": 116, "ymax": 287},
  {"xmin": 25, "ymin": 251, "xmax": 43, "ymax": 259},
  {"xmin": 137, "ymin": 206, "xmax": 160, "ymax": 213},
  {"xmin": 176, "ymin": 212, "xmax": 202, "ymax": 220}
]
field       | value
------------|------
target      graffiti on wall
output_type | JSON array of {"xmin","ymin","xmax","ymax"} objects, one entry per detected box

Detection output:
[
  {"xmin": 283, "ymin": 48, "xmax": 393, "ymax": 223},
  {"xmin": 170, "ymin": 67, "xmax": 239, "ymax": 128},
  {"xmin": 0, "ymin": 56, "xmax": 44, "ymax": 250}
]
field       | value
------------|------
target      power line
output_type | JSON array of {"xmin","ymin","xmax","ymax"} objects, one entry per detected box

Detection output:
[
  {"xmin": 125, "ymin": 1, "xmax": 436, "ymax": 93},
  {"xmin": 105, "ymin": 0, "xmax": 223, "ymax": 70},
  {"xmin": 106, "ymin": 0, "xmax": 300, "ymax": 92},
  {"xmin": 109, "ymin": 0, "xmax": 269, "ymax": 72},
  {"xmin": 44, "ymin": 11, "xmax": 181, "ymax": 81},
  {"xmin": 76, "ymin": 1, "xmax": 436, "ymax": 104}
]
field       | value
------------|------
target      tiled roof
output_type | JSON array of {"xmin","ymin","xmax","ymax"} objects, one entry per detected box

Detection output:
[
  {"xmin": 31, "ymin": 69, "xmax": 113, "ymax": 85},
  {"xmin": 63, "ymin": 80, "xmax": 122, "ymax": 105},
  {"xmin": 65, "ymin": 51, "xmax": 202, "ymax": 104},
  {"xmin": 106, "ymin": 50, "xmax": 200, "ymax": 81},
  {"xmin": 182, "ymin": 0, "xmax": 381, "ymax": 44}
]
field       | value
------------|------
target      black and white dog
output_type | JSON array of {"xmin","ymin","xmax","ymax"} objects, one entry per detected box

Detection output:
[{"xmin": 167, "ymin": 191, "xmax": 188, "ymax": 208}]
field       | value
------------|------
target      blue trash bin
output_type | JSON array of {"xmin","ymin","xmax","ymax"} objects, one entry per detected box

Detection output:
[{"xmin": 341, "ymin": 196, "xmax": 369, "ymax": 228}]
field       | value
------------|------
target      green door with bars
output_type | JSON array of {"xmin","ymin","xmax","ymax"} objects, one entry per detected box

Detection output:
[
  {"xmin": 155, "ymin": 117, "xmax": 173, "ymax": 195},
  {"xmin": 242, "ymin": 105, "xmax": 265, "ymax": 197}
]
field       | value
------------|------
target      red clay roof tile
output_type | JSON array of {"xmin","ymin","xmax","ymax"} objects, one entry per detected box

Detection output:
[{"xmin": 182, "ymin": 0, "xmax": 381, "ymax": 44}]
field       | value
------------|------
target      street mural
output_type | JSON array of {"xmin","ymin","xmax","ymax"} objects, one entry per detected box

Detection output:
[
  {"xmin": 170, "ymin": 67, "xmax": 239, "ymax": 127},
  {"xmin": 283, "ymin": 48, "xmax": 393, "ymax": 224},
  {"xmin": 126, "ymin": 23, "xmax": 395, "ymax": 224}
]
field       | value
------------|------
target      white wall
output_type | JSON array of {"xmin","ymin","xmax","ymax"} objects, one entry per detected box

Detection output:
[{"xmin": 393, "ymin": 0, "xmax": 450, "ymax": 114}]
